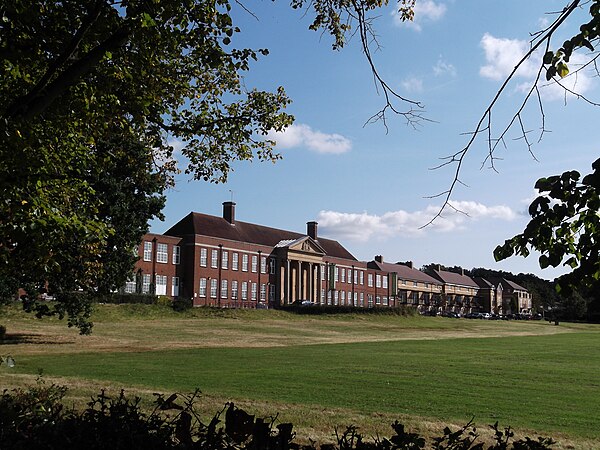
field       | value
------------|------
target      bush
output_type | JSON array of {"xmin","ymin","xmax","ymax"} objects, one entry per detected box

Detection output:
[
  {"xmin": 156, "ymin": 295, "xmax": 173, "ymax": 307},
  {"xmin": 0, "ymin": 381, "xmax": 556, "ymax": 450},
  {"xmin": 96, "ymin": 293, "xmax": 157, "ymax": 305},
  {"xmin": 172, "ymin": 298, "xmax": 193, "ymax": 312},
  {"xmin": 0, "ymin": 324, "xmax": 6, "ymax": 340}
]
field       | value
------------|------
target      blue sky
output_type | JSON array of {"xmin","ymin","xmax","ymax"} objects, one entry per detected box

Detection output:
[{"xmin": 151, "ymin": 1, "xmax": 599, "ymax": 280}]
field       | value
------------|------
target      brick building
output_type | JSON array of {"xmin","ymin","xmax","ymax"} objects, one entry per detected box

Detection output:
[{"xmin": 130, "ymin": 201, "xmax": 532, "ymax": 313}]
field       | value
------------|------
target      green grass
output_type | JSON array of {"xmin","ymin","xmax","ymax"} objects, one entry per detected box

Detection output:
[{"xmin": 9, "ymin": 331, "xmax": 600, "ymax": 439}]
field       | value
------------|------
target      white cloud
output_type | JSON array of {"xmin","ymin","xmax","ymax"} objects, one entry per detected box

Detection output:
[
  {"xmin": 268, "ymin": 123, "xmax": 351, "ymax": 155},
  {"xmin": 392, "ymin": 0, "xmax": 447, "ymax": 31},
  {"xmin": 317, "ymin": 201, "xmax": 519, "ymax": 242},
  {"xmin": 479, "ymin": 33, "xmax": 537, "ymax": 81},
  {"xmin": 401, "ymin": 76, "xmax": 424, "ymax": 93},
  {"xmin": 479, "ymin": 33, "xmax": 594, "ymax": 100},
  {"xmin": 433, "ymin": 58, "xmax": 457, "ymax": 77}
]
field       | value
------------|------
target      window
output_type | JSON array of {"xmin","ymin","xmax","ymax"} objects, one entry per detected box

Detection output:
[
  {"xmin": 221, "ymin": 279, "xmax": 228, "ymax": 298},
  {"xmin": 172, "ymin": 246, "xmax": 180, "ymax": 265},
  {"xmin": 156, "ymin": 275, "xmax": 167, "ymax": 295},
  {"xmin": 354, "ymin": 292, "xmax": 358, "ymax": 306},
  {"xmin": 413, "ymin": 281, "xmax": 418, "ymax": 287},
  {"xmin": 402, "ymin": 279, "xmax": 407, "ymax": 285},
  {"xmin": 360, "ymin": 292, "xmax": 364, "ymax": 307},
  {"xmin": 232, "ymin": 252, "xmax": 239, "ymax": 270},
  {"xmin": 251, "ymin": 255, "xmax": 258, "ymax": 273},
  {"xmin": 231, "ymin": 281, "xmax": 238, "ymax": 300},
  {"xmin": 200, "ymin": 248, "xmax": 207, "ymax": 267},
  {"xmin": 376, "ymin": 274, "xmax": 381, "ymax": 288},
  {"xmin": 142, "ymin": 274, "xmax": 152, "ymax": 294},
  {"xmin": 241, "ymin": 282, "xmax": 248, "ymax": 300},
  {"xmin": 376, "ymin": 295, "xmax": 381, "ymax": 305},
  {"xmin": 383, "ymin": 296, "xmax": 388, "ymax": 306},
  {"xmin": 359, "ymin": 271, "xmax": 364, "ymax": 285},
  {"xmin": 270, "ymin": 259, "xmax": 276, "ymax": 274},
  {"xmin": 157, "ymin": 243, "xmax": 168, "ymax": 263},
  {"xmin": 199, "ymin": 278, "xmax": 207, "ymax": 297},
  {"xmin": 321, "ymin": 288, "xmax": 325, "ymax": 303},
  {"xmin": 341, "ymin": 291, "xmax": 345, "ymax": 304},
  {"xmin": 210, "ymin": 279, "xmax": 218, "ymax": 298},
  {"xmin": 334, "ymin": 291, "xmax": 339, "ymax": 305},
  {"xmin": 211, "ymin": 249, "xmax": 218, "ymax": 268},
  {"xmin": 261, "ymin": 256, "xmax": 267, "ymax": 274},
  {"xmin": 251, "ymin": 283, "xmax": 257, "ymax": 300},
  {"xmin": 125, "ymin": 278, "xmax": 136, "ymax": 294},
  {"xmin": 222, "ymin": 250, "xmax": 228, "ymax": 269},
  {"xmin": 382, "ymin": 276, "xmax": 388, "ymax": 289},
  {"xmin": 368, "ymin": 273, "xmax": 373, "ymax": 287},
  {"xmin": 335, "ymin": 267, "xmax": 339, "ymax": 282},
  {"xmin": 347, "ymin": 269, "xmax": 352, "ymax": 283},
  {"xmin": 368, "ymin": 294, "xmax": 373, "ymax": 308},
  {"xmin": 341, "ymin": 269, "xmax": 345, "ymax": 283},
  {"xmin": 242, "ymin": 254, "xmax": 248, "ymax": 272},
  {"xmin": 354, "ymin": 270, "xmax": 358, "ymax": 284},
  {"xmin": 321, "ymin": 265, "xmax": 325, "ymax": 279},
  {"xmin": 172, "ymin": 277, "xmax": 179, "ymax": 297},
  {"xmin": 269, "ymin": 285, "xmax": 275, "ymax": 301},
  {"xmin": 327, "ymin": 291, "xmax": 332, "ymax": 305},
  {"xmin": 260, "ymin": 284, "xmax": 266, "ymax": 301},
  {"xmin": 143, "ymin": 241, "xmax": 152, "ymax": 262}
]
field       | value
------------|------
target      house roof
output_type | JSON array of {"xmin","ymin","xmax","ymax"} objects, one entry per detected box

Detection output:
[
  {"xmin": 474, "ymin": 277, "xmax": 494, "ymax": 289},
  {"xmin": 165, "ymin": 212, "xmax": 357, "ymax": 260},
  {"xmin": 487, "ymin": 277, "xmax": 528, "ymax": 292},
  {"xmin": 430, "ymin": 269, "xmax": 479, "ymax": 288},
  {"xmin": 368, "ymin": 261, "xmax": 441, "ymax": 285}
]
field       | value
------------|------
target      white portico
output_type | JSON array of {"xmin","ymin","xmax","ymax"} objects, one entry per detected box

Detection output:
[{"xmin": 274, "ymin": 236, "xmax": 327, "ymax": 305}]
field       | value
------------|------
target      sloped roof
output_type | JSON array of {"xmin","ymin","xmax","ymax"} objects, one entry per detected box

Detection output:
[
  {"xmin": 474, "ymin": 277, "xmax": 494, "ymax": 289},
  {"xmin": 430, "ymin": 269, "xmax": 479, "ymax": 288},
  {"xmin": 165, "ymin": 212, "xmax": 357, "ymax": 260},
  {"xmin": 487, "ymin": 277, "xmax": 528, "ymax": 292},
  {"xmin": 369, "ymin": 261, "xmax": 441, "ymax": 285}
]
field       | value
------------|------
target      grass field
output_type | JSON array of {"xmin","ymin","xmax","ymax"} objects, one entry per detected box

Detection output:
[{"xmin": 1, "ymin": 304, "xmax": 600, "ymax": 448}]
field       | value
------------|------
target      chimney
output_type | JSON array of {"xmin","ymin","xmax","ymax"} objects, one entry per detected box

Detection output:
[
  {"xmin": 406, "ymin": 260, "xmax": 413, "ymax": 269},
  {"xmin": 223, "ymin": 201, "xmax": 236, "ymax": 224},
  {"xmin": 375, "ymin": 255, "xmax": 383, "ymax": 263},
  {"xmin": 307, "ymin": 221, "xmax": 318, "ymax": 240}
]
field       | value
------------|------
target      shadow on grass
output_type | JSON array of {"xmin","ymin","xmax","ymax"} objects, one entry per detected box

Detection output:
[{"xmin": 0, "ymin": 333, "xmax": 71, "ymax": 346}]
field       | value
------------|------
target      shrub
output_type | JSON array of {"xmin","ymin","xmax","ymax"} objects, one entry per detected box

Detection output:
[
  {"xmin": 172, "ymin": 298, "xmax": 193, "ymax": 312},
  {"xmin": 156, "ymin": 295, "xmax": 173, "ymax": 307},
  {"xmin": 0, "ymin": 382, "xmax": 556, "ymax": 450},
  {"xmin": 96, "ymin": 293, "xmax": 157, "ymax": 305}
]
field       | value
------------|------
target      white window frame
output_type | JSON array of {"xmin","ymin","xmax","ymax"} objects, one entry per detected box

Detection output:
[
  {"xmin": 359, "ymin": 271, "xmax": 364, "ymax": 285},
  {"xmin": 200, "ymin": 248, "xmax": 207, "ymax": 267},
  {"xmin": 172, "ymin": 245, "xmax": 180, "ymax": 265},
  {"xmin": 347, "ymin": 269, "xmax": 352, "ymax": 283},
  {"xmin": 232, "ymin": 252, "xmax": 239, "ymax": 271},
  {"xmin": 261, "ymin": 256, "xmax": 267, "ymax": 274},
  {"xmin": 155, "ymin": 274, "xmax": 167, "ymax": 295},
  {"xmin": 251, "ymin": 255, "xmax": 258, "ymax": 273},
  {"xmin": 242, "ymin": 254, "xmax": 249, "ymax": 272},
  {"xmin": 221, "ymin": 279, "xmax": 228, "ymax": 299},
  {"xmin": 341, "ymin": 269, "xmax": 345, "ymax": 283},
  {"xmin": 199, "ymin": 278, "xmax": 207, "ymax": 297},
  {"xmin": 172, "ymin": 277, "xmax": 179, "ymax": 297},
  {"xmin": 143, "ymin": 241, "xmax": 152, "ymax": 262},
  {"xmin": 156, "ymin": 243, "xmax": 168, "ymax": 264},
  {"xmin": 376, "ymin": 274, "xmax": 382, "ymax": 288},
  {"xmin": 210, "ymin": 278, "xmax": 218, "ymax": 298},
  {"xmin": 142, "ymin": 273, "xmax": 151, "ymax": 293},
  {"xmin": 260, "ymin": 283, "xmax": 266, "ymax": 301},
  {"xmin": 269, "ymin": 258, "xmax": 276, "ymax": 274},
  {"xmin": 231, "ymin": 280, "xmax": 238, "ymax": 299},
  {"xmin": 211, "ymin": 249, "xmax": 218, "ymax": 269},
  {"xmin": 241, "ymin": 281, "xmax": 248, "ymax": 300},
  {"xmin": 222, "ymin": 250, "xmax": 228, "ymax": 270},
  {"xmin": 251, "ymin": 282, "xmax": 257, "ymax": 300},
  {"xmin": 368, "ymin": 273, "xmax": 373, "ymax": 287}
]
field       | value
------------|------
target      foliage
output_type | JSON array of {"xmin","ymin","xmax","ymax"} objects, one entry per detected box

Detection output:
[
  {"xmin": 172, "ymin": 298, "xmax": 193, "ymax": 312},
  {"xmin": 0, "ymin": 0, "xmax": 419, "ymax": 333},
  {"xmin": 0, "ymin": 381, "xmax": 555, "ymax": 450},
  {"xmin": 494, "ymin": 158, "xmax": 600, "ymax": 297}
]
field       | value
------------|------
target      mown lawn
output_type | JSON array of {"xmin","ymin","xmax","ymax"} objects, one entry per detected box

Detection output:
[{"xmin": 2, "ymin": 304, "xmax": 600, "ymax": 447}]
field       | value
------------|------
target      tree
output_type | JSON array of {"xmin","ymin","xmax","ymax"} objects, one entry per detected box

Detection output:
[
  {"xmin": 0, "ymin": 0, "xmax": 418, "ymax": 332},
  {"xmin": 495, "ymin": 159, "xmax": 600, "ymax": 297}
]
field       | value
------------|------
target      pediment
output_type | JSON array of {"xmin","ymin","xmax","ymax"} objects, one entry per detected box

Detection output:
[{"xmin": 285, "ymin": 236, "xmax": 326, "ymax": 255}]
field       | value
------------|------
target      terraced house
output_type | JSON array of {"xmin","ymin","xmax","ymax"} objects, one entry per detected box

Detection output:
[{"xmin": 130, "ymin": 202, "xmax": 533, "ymax": 314}]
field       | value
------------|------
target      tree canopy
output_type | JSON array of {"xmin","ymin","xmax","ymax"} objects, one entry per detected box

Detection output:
[{"xmin": 0, "ymin": 0, "xmax": 418, "ymax": 331}]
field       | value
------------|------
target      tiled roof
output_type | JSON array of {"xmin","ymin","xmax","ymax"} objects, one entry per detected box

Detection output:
[
  {"xmin": 474, "ymin": 277, "xmax": 494, "ymax": 289},
  {"xmin": 165, "ymin": 212, "xmax": 357, "ymax": 260},
  {"xmin": 430, "ymin": 269, "xmax": 479, "ymax": 288},
  {"xmin": 369, "ymin": 261, "xmax": 441, "ymax": 285},
  {"xmin": 487, "ymin": 277, "xmax": 528, "ymax": 292}
]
